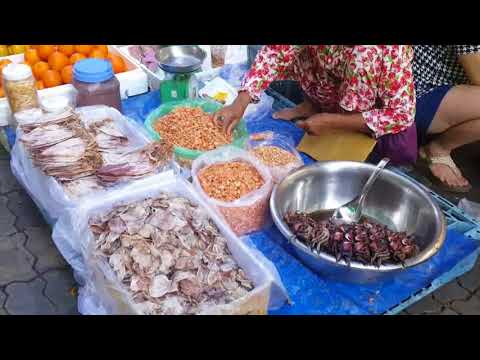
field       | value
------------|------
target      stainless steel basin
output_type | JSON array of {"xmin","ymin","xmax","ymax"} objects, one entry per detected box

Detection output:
[{"xmin": 270, "ymin": 161, "xmax": 447, "ymax": 283}]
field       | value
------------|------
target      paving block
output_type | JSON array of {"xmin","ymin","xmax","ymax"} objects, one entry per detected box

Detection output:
[
  {"xmin": 6, "ymin": 190, "xmax": 46, "ymax": 230},
  {"xmin": 432, "ymin": 280, "xmax": 470, "ymax": 305},
  {"xmin": 405, "ymin": 294, "xmax": 443, "ymax": 314},
  {"xmin": 24, "ymin": 227, "xmax": 67, "ymax": 272},
  {"xmin": 0, "ymin": 160, "xmax": 21, "ymax": 194},
  {"xmin": 451, "ymin": 294, "xmax": 480, "ymax": 315},
  {"xmin": 43, "ymin": 269, "xmax": 79, "ymax": 315},
  {"xmin": 458, "ymin": 260, "xmax": 480, "ymax": 294},
  {"xmin": 5, "ymin": 278, "xmax": 56, "ymax": 315},
  {"xmin": 0, "ymin": 196, "xmax": 16, "ymax": 236},
  {"xmin": 0, "ymin": 233, "xmax": 36, "ymax": 286},
  {"xmin": 439, "ymin": 307, "xmax": 459, "ymax": 315},
  {"xmin": 0, "ymin": 288, "xmax": 5, "ymax": 307}
]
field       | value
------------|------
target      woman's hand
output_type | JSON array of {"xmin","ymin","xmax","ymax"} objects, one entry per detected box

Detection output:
[
  {"xmin": 297, "ymin": 113, "xmax": 369, "ymax": 135},
  {"xmin": 296, "ymin": 113, "xmax": 335, "ymax": 135},
  {"xmin": 213, "ymin": 92, "xmax": 251, "ymax": 136}
]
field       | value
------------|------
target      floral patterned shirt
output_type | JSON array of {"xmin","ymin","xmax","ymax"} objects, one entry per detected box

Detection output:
[{"xmin": 241, "ymin": 45, "xmax": 416, "ymax": 138}]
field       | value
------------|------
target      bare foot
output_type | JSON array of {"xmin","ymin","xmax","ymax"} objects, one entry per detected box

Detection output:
[
  {"xmin": 273, "ymin": 101, "xmax": 317, "ymax": 121},
  {"xmin": 423, "ymin": 142, "xmax": 470, "ymax": 189}
]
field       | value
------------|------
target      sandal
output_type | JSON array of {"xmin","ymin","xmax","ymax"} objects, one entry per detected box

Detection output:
[{"xmin": 418, "ymin": 147, "xmax": 472, "ymax": 193}]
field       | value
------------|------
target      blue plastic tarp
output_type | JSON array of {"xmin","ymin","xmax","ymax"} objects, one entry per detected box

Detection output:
[
  {"xmin": 10, "ymin": 88, "xmax": 479, "ymax": 314},
  {"xmin": 124, "ymin": 91, "xmax": 479, "ymax": 314}
]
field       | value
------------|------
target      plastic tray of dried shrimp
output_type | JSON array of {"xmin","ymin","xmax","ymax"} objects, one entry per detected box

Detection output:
[
  {"xmin": 10, "ymin": 105, "xmax": 173, "ymax": 225},
  {"xmin": 74, "ymin": 172, "xmax": 286, "ymax": 315}
]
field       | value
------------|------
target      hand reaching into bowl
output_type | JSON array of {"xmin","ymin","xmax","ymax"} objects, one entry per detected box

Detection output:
[{"xmin": 213, "ymin": 91, "xmax": 251, "ymax": 137}]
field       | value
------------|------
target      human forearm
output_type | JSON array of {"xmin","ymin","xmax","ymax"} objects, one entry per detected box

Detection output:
[{"xmin": 326, "ymin": 113, "xmax": 371, "ymax": 134}]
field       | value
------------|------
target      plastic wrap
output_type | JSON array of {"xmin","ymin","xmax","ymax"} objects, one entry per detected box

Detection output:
[
  {"xmin": 224, "ymin": 46, "xmax": 248, "ymax": 65},
  {"xmin": 219, "ymin": 63, "xmax": 249, "ymax": 90},
  {"xmin": 243, "ymin": 92, "xmax": 275, "ymax": 123},
  {"xmin": 247, "ymin": 132, "xmax": 304, "ymax": 183},
  {"xmin": 458, "ymin": 198, "xmax": 480, "ymax": 221},
  {"xmin": 192, "ymin": 146, "xmax": 273, "ymax": 236},
  {"xmin": 10, "ymin": 105, "xmax": 164, "ymax": 224},
  {"xmin": 52, "ymin": 171, "xmax": 289, "ymax": 313}
]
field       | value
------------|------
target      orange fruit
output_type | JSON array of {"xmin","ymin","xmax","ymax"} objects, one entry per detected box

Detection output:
[
  {"xmin": 74, "ymin": 45, "xmax": 93, "ymax": 56},
  {"xmin": 0, "ymin": 59, "xmax": 12, "ymax": 74},
  {"xmin": 41, "ymin": 69, "xmax": 62, "ymax": 88},
  {"xmin": 32, "ymin": 61, "xmax": 49, "ymax": 80},
  {"xmin": 0, "ymin": 87, "xmax": 4, "ymax": 98},
  {"xmin": 70, "ymin": 53, "xmax": 86, "ymax": 65},
  {"xmin": 58, "ymin": 45, "xmax": 75, "ymax": 57},
  {"xmin": 89, "ymin": 49, "xmax": 106, "ymax": 59},
  {"xmin": 48, "ymin": 51, "xmax": 69, "ymax": 72},
  {"xmin": 35, "ymin": 80, "xmax": 45, "ymax": 90},
  {"xmin": 95, "ymin": 45, "xmax": 109, "ymax": 56},
  {"xmin": 25, "ymin": 48, "xmax": 41, "ymax": 65},
  {"xmin": 0, "ymin": 59, "xmax": 12, "ymax": 85},
  {"xmin": 61, "ymin": 65, "xmax": 73, "ymax": 84},
  {"xmin": 37, "ymin": 45, "xmax": 56, "ymax": 61},
  {"xmin": 107, "ymin": 54, "xmax": 126, "ymax": 74}
]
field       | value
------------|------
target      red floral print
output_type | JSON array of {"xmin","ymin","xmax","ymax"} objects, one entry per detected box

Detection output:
[{"xmin": 241, "ymin": 45, "xmax": 416, "ymax": 138}]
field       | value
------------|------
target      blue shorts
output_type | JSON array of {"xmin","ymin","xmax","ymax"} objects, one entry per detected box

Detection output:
[{"xmin": 415, "ymin": 85, "xmax": 452, "ymax": 145}]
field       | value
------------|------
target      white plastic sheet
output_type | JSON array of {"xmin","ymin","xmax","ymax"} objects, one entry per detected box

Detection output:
[
  {"xmin": 10, "ymin": 105, "xmax": 160, "ymax": 225},
  {"xmin": 52, "ymin": 171, "xmax": 289, "ymax": 313}
]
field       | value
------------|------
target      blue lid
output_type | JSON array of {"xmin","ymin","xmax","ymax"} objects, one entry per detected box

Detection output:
[{"xmin": 73, "ymin": 58, "xmax": 114, "ymax": 83}]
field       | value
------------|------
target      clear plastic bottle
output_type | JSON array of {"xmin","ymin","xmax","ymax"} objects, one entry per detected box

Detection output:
[
  {"xmin": 2, "ymin": 63, "xmax": 40, "ymax": 114},
  {"xmin": 72, "ymin": 58, "xmax": 122, "ymax": 112}
]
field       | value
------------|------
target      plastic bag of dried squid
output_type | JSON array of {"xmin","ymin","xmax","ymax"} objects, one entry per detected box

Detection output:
[
  {"xmin": 192, "ymin": 146, "xmax": 274, "ymax": 236},
  {"xmin": 247, "ymin": 132, "xmax": 304, "ymax": 184}
]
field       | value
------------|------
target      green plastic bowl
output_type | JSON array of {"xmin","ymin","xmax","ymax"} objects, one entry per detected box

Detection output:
[{"xmin": 144, "ymin": 99, "xmax": 248, "ymax": 161}]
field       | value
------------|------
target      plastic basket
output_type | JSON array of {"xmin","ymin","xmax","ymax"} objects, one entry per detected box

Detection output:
[
  {"xmin": 390, "ymin": 168, "xmax": 480, "ymax": 241},
  {"xmin": 144, "ymin": 98, "xmax": 248, "ymax": 162}
]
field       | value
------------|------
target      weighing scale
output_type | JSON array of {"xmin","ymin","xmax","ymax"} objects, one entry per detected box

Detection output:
[{"xmin": 156, "ymin": 46, "xmax": 206, "ymax": 103}]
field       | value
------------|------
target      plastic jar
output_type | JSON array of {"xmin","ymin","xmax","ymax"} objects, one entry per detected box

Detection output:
[
  {"xmin": 211, "ymin": 45, "xmax": 227, "ymax": 68},
  {"xmin": 72, "ymin": 58, "xmax": 122, "ymax": 112},
  {"xmin": 2, "ymin": 63, "xmax": 40, "ymax": 114},
  {"xmin": 41, "ymin": 95, "xmax": 72, "ymax": 114}
]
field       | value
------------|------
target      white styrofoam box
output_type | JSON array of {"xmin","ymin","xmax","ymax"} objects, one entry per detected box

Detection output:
[
  {"xmin": 0, "ymin": 46, "xmax": 148, "ymax": 109},
  {"xmin": 115, "ymin": 45, "xmax": 222, "ymax": 91}
]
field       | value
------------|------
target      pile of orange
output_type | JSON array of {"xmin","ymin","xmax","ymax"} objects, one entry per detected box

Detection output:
[
  {"xmin": 0, "ymin": 45, "xmax": 127, "ymax": 97},
  {"xmin": 0, "ymin": 59, "xmax": 13, "ymax": 98}
]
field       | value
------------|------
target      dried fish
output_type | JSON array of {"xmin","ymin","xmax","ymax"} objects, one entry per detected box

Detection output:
[
  {"xmin": 20, "ymin": 111, "xmax": 172, "ymax": 199},
  {"xmin": 89, "ymin": 193, "xmax": 255, "ymax": 315}
]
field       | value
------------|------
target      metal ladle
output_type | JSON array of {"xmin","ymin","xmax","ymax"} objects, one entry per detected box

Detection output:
[{"xmin": 331, "ymin": 158, "xmax": 390, "ymax": 225}]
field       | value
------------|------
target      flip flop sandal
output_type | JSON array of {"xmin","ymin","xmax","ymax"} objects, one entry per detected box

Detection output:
[{"xmin": 418, "ymin": 148, "xmax": 472, "ymax": 193}]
